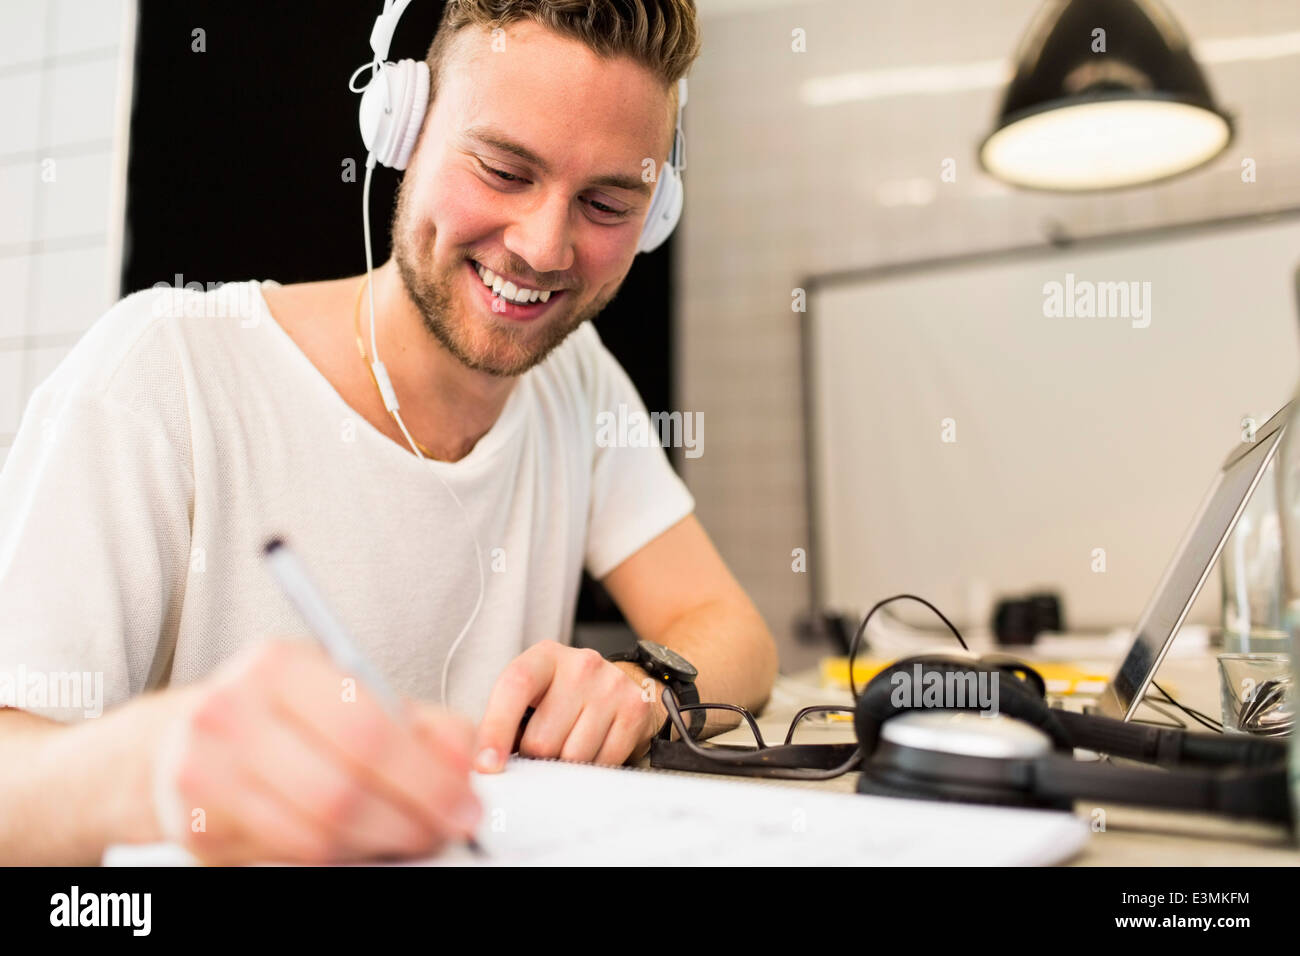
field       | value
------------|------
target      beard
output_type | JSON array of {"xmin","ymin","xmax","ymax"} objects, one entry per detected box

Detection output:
[{"xmin": 390, "ymin": 181, "xmax": 618, "ymax": 378}]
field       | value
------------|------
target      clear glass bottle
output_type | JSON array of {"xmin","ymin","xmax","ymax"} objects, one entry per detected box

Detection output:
[
  {"xmin": 1222, "ymin": 457, "xmax": 1288, "ymax": 653},
  {"xmin": 1271, "ymin": 399, "xmax": 1300, "ymax": 830}
]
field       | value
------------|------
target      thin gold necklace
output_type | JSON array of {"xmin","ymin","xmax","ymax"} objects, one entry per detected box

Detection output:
[{"xmin": 353, "ymin": 276, "xmax": 438, "ymax": 459}]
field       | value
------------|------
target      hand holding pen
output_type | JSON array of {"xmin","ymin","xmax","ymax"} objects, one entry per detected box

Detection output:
[
  {"xmin": 147, "ymin": 539, "xmax": 483, "ymax": 865},
  {"xmin": 262, "ymin": 538, "xmax": 486, "ymax": 857}
]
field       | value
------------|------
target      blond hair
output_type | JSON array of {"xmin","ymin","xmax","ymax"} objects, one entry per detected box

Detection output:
[{"xmin": 425, "ymin": 0, "xmax": 700, "ymax": 106}]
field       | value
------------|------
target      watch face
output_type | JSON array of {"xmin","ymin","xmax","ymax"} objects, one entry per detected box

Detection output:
[{"xmin": 640, "ymin": 640, "xmax": 698, "ymax": 680}]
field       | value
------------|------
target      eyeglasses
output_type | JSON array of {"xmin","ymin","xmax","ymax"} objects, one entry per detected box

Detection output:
[
  {"xmin": 648, "ymin": 686, "xmax": 861, "ymax": 780},
  {"xmin": 646, "ymin": 594, "xmax": 974, "ymax": 780}
]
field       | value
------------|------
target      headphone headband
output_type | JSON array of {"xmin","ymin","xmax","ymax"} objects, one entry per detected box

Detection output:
[{"xmin": 369, "ymin": 0, "xmax": 416, "ymax": 61}]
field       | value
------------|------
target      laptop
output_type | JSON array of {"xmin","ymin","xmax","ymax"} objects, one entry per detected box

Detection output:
[{"xmin": 1094, "ymin": 400, "xmax": 1292, "ymax": 720}]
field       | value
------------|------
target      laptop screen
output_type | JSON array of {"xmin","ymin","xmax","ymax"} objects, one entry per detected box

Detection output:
[{"xmin": 1098, "ymin": 403, "xmax": 1291, "ymax": 720}]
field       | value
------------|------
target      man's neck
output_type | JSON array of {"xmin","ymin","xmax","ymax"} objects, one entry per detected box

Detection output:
[{"xmin": 358, "ymin": 259, "xmax": 517, "ymax": 462}]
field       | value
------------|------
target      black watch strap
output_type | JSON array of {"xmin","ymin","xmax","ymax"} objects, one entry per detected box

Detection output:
[
  {"xmin": 606, "ymin": 648, "xmax": 704, "ymax": 739},
  {"xmin": 665, "ymin": 678, "xmax": 704, "ymax": 740}
]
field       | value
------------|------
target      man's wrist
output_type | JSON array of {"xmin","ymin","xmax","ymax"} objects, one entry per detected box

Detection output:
[
  {"xmin": 12, "ymin": 689, "xmax": 175, "ymax": 864},
  {"xmin": 610, "ymin": 660, "xmax": 670, "ymax": 747},
  {"xmin": 87, "ymin": 686, "xmax": 200, "ymax": 853},
  {"xmin": 100, "ymin": 694, "xmax": 175, "ymax": 847}
]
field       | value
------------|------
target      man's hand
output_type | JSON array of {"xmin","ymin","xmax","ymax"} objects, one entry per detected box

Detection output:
[
  {"xmin": 474, "ymin": 641, "xmax": 666, "ymax": 772},
  {"xmin": 152, "ymin": 639, "xmax": 482, "ymax": 865}
]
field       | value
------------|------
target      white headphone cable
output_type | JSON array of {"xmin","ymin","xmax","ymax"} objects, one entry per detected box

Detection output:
[{"xmin": 361, "ymin": 155, "xmax": 486, "ymax": 708}]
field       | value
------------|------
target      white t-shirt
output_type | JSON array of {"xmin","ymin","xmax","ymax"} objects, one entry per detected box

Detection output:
[{"xmin": 0, "ymin": 280, "xmax": 694, "ymax": 723}]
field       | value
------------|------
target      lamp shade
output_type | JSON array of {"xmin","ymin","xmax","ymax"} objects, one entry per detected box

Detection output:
[{"xmin": 979, "ymin": 0, "xmax": 1232, "ymax": 191}]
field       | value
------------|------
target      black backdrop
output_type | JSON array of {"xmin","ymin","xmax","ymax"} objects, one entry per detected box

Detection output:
[{"xmin": 121, "ymin": 1, "xmax": 680, "ymax": 625}]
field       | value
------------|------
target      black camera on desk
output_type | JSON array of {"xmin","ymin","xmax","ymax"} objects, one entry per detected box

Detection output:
[{"xmin": 992, "ymin": 591, "xmax": 1063, "ymax": 645}]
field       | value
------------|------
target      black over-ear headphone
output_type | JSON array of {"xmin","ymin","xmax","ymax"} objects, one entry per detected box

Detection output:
[{"xmin": 848, "ymin": 598, "xmax": 1291, "ymax": 826}]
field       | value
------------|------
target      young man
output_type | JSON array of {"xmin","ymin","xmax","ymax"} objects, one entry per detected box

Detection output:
[{"xmin": 0, "ymin": 1, "xmax": 777, "ymax": 864}]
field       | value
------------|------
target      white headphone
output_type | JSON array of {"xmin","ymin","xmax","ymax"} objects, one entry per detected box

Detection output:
[
  {"xmin": 348, "ymin": 0, "xmax": 688, "ymax": 254},
  {"xmin": 345, "ymin": 1, "xmax": 687, "ymax": 706}
]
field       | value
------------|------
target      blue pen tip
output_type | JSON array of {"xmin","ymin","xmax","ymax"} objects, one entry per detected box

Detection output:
[{"xmin": 263, "ymin": 537, "xmax": 284, "ymax": 555}]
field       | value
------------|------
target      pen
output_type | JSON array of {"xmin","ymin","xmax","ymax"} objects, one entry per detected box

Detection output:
[{"xmin": 261, "ymin": 537, "xmax": 485, "ymax": 857}]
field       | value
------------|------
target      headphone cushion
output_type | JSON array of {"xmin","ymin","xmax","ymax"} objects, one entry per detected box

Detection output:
[
  {"xmin": 637, "ymin": 162, "xmax": 683, "ymax": 254},
  {"xmin": 391, "ymin": 60, "xmax": 429, "ymax": 170},
  {"xmin": 359, "ymin": 59, "xmax": 430, "ymax": 170},
  {"xmin": 855, "ymin": 655, "xmax": 1071, "ymax": 756},
  {"xmin": 858, "ymin": 768, "xmax": 1030, "ymax": 808},
  {"xmin": 857, "ymin": 763, "xmax": 1073, "ymax": 813}
]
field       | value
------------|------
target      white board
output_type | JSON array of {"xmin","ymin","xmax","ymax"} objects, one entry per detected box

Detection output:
[{"xmin": 808, "ymin": 214, "xmax": 1300, "ymax": 629}]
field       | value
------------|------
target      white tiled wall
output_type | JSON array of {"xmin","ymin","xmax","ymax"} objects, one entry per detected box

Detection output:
[{"xmin": 0, "ymin": 0, "xmax": 134, "ymax": 470}]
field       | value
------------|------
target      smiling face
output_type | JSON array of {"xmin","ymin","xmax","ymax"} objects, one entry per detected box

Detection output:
[{"xmin": 391, "ymin": 21, "xmax": 676, "ymax": 378}]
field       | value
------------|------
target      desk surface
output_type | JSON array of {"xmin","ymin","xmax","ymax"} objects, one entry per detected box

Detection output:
[{"xmin": 642, "ymin": 654, "xmax": 1299, "ymax": 866}]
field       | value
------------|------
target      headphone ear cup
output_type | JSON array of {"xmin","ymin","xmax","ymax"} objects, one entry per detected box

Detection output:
[
  {"xmin": 854, "ymin": 655, "xmax": 1074, "ymax": 757},
  {"xmin": 854, "ymin": 656, "xmax": 975, "ymax": 756},
  {"xmin": 857, "ymin": 764, "xmax": 1057, "ymax": 809},
  {"xmin": 359, "ymin": 58, "xmax": 430, "ymax": 170},
  {"xmin": 637, "ymin": 161, "xmax": 683, "ymax": 254}
]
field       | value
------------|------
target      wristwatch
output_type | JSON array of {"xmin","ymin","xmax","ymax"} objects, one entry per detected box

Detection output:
[{"xmin": 606, "ymin": 640, "xmax": 704, "ymax": 739}]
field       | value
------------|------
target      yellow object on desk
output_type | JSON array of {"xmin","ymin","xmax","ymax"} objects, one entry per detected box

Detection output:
[{"xmin": 819, "ymin": 657, "xmax": 1111, "ymax": 697}]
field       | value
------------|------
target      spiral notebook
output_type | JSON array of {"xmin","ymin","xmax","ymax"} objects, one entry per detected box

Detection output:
[{"xmin": 104, "ymin": 756, "xmax": 1089, "ymax": 866}]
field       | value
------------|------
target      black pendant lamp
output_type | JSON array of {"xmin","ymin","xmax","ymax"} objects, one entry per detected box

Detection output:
[{"xmin": 979, "ymin": 0, "xmax": 1233, "ymax": 191}]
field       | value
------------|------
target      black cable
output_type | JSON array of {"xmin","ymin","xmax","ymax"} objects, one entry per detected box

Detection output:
[
  {"xmin": 878, "ymin": 605, "xmax": 957, "ymax": 634},
  {"xmin": 1150, "ymin": 680, "xmax": 1223, "ymax": 730},
  {"xmin": 1158, "ymin": 700, "xmax": 1222, "ymax": 732},
  {"xmin": 849, "ymin": 597, "xmax": 1230, "ymax": 740},
  {"xmin": 1149, "ymin": 680, "xmax": 1223, "ymax": 733},
  {"xmin": 1131, "ymin": 699, "xmax": 1187, "ymax": 729},
  {"xmin": 1146, "ymin": 681, "xmax": 1208, "ymax": 713},
  {"xmin": 1154, "ymin": 703, "xmax": 1220, "ymax": 734},
  {"xmin": 848, "ymin": 594, "xmax": 969, "ymax": 700}
]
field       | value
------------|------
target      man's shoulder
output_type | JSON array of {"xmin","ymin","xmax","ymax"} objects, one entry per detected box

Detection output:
[{"xmin": 31, "ymin": 280, "xmax": 264, "ymax": 417}]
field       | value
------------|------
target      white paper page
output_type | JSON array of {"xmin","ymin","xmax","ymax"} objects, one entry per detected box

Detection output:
[{"xmin": 105, "ymin": 756, "xmax": 1089, "ymax": 866}]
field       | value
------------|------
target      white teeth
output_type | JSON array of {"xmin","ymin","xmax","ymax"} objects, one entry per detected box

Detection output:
[{"xmin": 474, "ymin": 261, "xmax": 552, "ymax": 305}]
